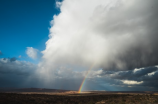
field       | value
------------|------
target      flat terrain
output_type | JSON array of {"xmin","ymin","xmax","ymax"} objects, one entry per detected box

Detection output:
[{"xmin": 1, "ymin": 92, "xmax": 158, "ymax": 104}]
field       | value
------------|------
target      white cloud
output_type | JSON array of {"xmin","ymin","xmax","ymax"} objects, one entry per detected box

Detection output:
[
  {"xmin": 133, "ymin": 68, "xmax": 144, "ymax": 73},
  {"xmin": 148, "ymin": 71, "xmax": 156, "ymax": 76},
  {"xmin": 56, "ymin": 1, "xmax": 62, "ymax": 8},
  {"xmin": 37, "ymin": 0, "xmax": 158, "ymax": 90},
  {"xmin": 19, "ymin": 55, "xmax": 21, "ymax": 58},
  {"xmin": 40, "ymin": 0, "xmax": 158, "ymax": 76},
  {"xmin": 0, "ymin": 58, "xmax": 8, "ymax": 63},
  {"xmin": 121, "ymin": 80, "xmax": 143, "ymax": 85},
  {"xmin": 26, "ymin": 47, "xmax": 39, "ymax": 59}
]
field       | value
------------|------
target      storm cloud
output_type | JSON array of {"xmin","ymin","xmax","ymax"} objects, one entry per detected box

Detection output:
[
  {"xmin": 39, "ymin": 0, "xmax": 158, "ymax": 75},
  {"xmin": 36, "ymin": 0, "xmax": 158, "ymax": 87},
  {"xmin": 0, "ymin": 58, "xmax": 39, "ymax": 88},
  {"xmin": 33, "ymin": 0, "xmax": 158, "ymax": 91},
  {"xmin": 0, "ymin": 50, "xmax": 2, "ymax": 55}
]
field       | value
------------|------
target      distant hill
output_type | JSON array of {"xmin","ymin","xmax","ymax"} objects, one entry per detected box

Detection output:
[
  {"xmin": 0, "ymin": 88, "xmax": 158, "ymax": 94},
  {"xmin": 89, "ymin": 91, "xmax": 158, "ymax": 94},
  {"xmin": 0, "ymin": 88, "xmax": 70, "ymax": 93}
]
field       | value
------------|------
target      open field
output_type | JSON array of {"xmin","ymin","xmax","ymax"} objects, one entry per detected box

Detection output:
[{"xmin": 1, "ymin": 91, "xmax": 158, "ymax": 104}]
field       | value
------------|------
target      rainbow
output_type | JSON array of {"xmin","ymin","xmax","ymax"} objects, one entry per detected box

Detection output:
[{"xmin": 78, "ymin": 64, "xmax": 95, "ymax": 93}]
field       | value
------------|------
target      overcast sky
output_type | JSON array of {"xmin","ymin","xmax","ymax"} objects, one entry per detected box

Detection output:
[{"xmin": 0, "ymin": 0, "xmax": 158, "ymax": 91}]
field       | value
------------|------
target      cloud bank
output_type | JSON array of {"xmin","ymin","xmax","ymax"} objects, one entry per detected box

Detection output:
[{"xmin": 1, "ymin": 57, "xmax": 158, "ymax": 90}]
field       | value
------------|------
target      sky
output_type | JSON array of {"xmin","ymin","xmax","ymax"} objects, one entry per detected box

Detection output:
[
  {"xmin": 0, "ymin": 0, "xmax": 60, "ymax": 63},
  {"xmin": 0, "ymin": 0, "xmax": 158, "ymax": 92}
]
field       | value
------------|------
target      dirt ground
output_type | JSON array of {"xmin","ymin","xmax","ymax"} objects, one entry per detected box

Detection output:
[{"xmin": 0, "ymin": 92, "xmax": 158, "ymax": 104}]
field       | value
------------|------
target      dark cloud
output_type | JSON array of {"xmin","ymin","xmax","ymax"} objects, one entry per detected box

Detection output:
[
  {"xmin": 0, "ymin": 51, "xmax": 2, "ymax": 55},
  {"xmin": 0, "ymin": 58, "xmax": 36, "ymax": 75},
  {"xmin": 1, "ymin": 57, "xmax": 17, "ymax": 62},
  {"xmin": 97, "ymin": 65, "xmax": 158, "ymax": 90},
  {"xmin": 0, "ymin": 58, "xmax": 39, "ymax": 88},
  {"xmin": 10, "ymin": 57, "xmax": 17, "ymax": 62},
  {"xmin": 0, "ymin": 58, "xmax": 83, "ymax": 90},
  {"xmin": 106, "ymin": 66, "xmax": 158, "ymax": 80},
  {"xmin": 100, "ymin": 0, "xmax": 158, "ymax": 70}
]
